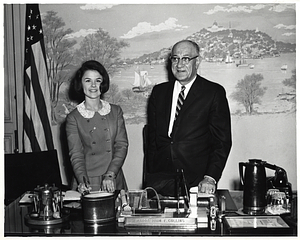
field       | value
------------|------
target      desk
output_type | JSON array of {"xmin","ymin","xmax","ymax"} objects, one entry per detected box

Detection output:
[{"xmin": 4, "ymin": 190, "xmax": 297, "ymax": 236}]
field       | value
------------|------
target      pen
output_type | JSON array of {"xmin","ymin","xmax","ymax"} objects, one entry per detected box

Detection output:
[
  {"xmin": 181, "ymin": 169, "xmax": 190, "ymax": 209},
  {"xmin": 83, "ymin": 176, "xmax": 90, "ymax": 194}
]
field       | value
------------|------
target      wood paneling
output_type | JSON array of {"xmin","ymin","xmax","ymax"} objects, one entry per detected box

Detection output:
[
  {"xmin": 4, "ymin": 135, "xmax": 13, "ymax": 154},
  {"xmin": 4, "ymin": 4, "xmax": 25, "ymax": 153}
]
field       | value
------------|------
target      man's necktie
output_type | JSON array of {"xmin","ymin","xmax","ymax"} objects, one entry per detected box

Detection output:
[{"xmin": 175, "ymin": 85, "xmax": 186, "ymax": 120}]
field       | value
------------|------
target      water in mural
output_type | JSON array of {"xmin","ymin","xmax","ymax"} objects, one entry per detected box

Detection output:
[
  {"xmin": 56, "ymin": 52, "xmax": 295, "ymax": 125},
  {"xmin": 108, "ymin": 52, "xmax": 295, "ymax": 124}
]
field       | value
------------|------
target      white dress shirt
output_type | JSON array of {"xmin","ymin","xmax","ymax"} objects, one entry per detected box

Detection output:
[{"xmin": 168, "ymin": 78, "xmax": 196, "ymax": 136}]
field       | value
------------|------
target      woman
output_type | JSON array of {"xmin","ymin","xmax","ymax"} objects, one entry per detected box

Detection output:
[{"xmin": 66, "ymin": 60, "xmax": 128, "ymax": 193}]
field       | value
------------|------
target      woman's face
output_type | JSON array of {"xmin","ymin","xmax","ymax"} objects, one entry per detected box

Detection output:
[{"xmin": 81, "ymin": 70, "xmax": 103, "ymax": 99}]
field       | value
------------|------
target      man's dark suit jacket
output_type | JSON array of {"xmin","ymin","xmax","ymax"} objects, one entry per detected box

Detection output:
[{"xmin": 146, "ymin": 75, "xmax": 232, "ymax": 194}]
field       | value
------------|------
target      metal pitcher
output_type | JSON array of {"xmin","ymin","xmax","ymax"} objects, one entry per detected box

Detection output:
[{"xmin": 239, "ymin": 159, "xmax": 267, "ymax": 215}]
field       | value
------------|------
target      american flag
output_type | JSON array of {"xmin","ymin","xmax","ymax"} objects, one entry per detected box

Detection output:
[{"xmin": 23, "ymin": 4, "xmax": 54, "ymax": 152}]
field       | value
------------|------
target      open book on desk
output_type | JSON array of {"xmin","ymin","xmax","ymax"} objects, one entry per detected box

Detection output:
[{"xmin": 63, "ymin": 190, "xmax": 81, "ymax": 201}]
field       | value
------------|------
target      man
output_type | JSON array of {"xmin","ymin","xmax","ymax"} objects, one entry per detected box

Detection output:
[{"xmin": 146, "ymin": 40, "xmax": 232, "ymax": 196}]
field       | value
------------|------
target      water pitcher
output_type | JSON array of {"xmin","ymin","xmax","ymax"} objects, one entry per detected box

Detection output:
[{"xmin": 239, "ymin": 159, "xmax": 267, "ymax": 215}]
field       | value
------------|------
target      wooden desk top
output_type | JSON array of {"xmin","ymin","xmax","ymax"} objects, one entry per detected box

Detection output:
[{"xmin": 4, "ymin": 190, "xmax": 297, "ymax": 237}]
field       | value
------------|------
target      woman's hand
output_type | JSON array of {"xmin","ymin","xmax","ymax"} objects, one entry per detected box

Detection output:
[
  {"xmin": 102, "ymin": 172, "xmax": 116, "ymax": 192},
  {"xmin": 78, "ymin": 182, "xmax": 92, "ymax": 194},
  {"xmin": 78, "ymin": 176, "xmax": 92, "ymax": 194}
]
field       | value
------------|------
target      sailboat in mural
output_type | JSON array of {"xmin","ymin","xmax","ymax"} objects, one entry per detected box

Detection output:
[
  {"xmin": 132, "ymin": 69, "xmax": 152, "ymax": 92},
  {"xmin": 281, "ymin": 64, "xmax": 288, "ymax": 71}
]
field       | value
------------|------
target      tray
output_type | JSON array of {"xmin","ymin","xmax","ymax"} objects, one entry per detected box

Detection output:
[
  {"xmin": 223, "ymin": 215, "xmax": 292, "ymax": 236},
  {"xmin": 24, "ymin": 210, "xmax": 70, "ymax": 225}
]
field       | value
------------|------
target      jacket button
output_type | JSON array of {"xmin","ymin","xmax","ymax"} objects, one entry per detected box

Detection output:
[
  {"xmin": 106, "ymin": 139, "xmax": 110, "ymax": 142},
  {"xmin": 92, "ymin": 141, "xmax": 96, "ymax": 144},
  {"xmin": 107, "ymin": 150, "xmax": 111, "ymax": 153},
  {"xmin": 87, "ymin": 119, "xmax": 90, "ymax": 122},
  {"xmin": 91, "ymin": 153, "xmax": 95, "ymax": 155}
]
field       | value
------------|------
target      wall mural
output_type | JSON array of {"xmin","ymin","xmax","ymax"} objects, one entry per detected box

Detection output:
[{"xmin": 39, "ymin": 3, "xmax": 296, "ymax": 189}]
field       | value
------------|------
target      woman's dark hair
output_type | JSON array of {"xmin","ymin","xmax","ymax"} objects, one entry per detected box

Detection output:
[{"xmin": 69, "ymin": 60, "xmax": 110, "ymax": 103}]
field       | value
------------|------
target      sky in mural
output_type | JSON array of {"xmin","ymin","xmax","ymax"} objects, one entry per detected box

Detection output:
[{"xmin": 37, "ymin": 2, "xmax": 296, "ymax": 59}]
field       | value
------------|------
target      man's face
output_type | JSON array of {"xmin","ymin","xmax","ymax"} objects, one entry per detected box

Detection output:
[{"xmin": 171, "ymin": 41, "xmax": 200, "ymax": 85}]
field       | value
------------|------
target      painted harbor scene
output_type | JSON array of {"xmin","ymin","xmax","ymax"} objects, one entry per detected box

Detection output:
[{"xmin": 39, "ymin": 4, "xmax": 296, "ymax": 189}]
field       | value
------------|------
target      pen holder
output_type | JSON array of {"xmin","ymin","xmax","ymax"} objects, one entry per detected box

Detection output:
[{"xmin": 134, "ymin": 187, "xmax": 162, "ymax": 214}]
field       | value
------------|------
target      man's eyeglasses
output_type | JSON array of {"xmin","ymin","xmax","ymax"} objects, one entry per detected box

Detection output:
[{"xmin": 170, "ymin": 55, "xmax": 198, "ymax": 64}]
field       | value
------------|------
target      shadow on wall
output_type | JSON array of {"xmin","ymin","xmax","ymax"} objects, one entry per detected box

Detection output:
[
  {"xmin": 166, "ymin": 53, "xmax": 176, "ymax": 84},
  {"xmin": 231, "ymin": 179, "xmax": 242, "ymax": 190},
  {"xmin": 59, "ymin": 120, "xmax": 74, "ymax": 189}
]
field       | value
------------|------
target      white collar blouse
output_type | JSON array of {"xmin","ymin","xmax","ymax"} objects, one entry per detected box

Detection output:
[{"xmin": 76, "ymin": 99, "xmax": 111, "ymax": 119}]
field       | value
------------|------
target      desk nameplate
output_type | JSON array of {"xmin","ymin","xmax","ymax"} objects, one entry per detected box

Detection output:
[{"xmin": 125, "ymin": 217, "xmax": 197, "ymax": 228}]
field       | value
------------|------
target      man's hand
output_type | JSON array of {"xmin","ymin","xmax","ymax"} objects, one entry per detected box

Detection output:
[{"xmin": 198, "ymin": 176, "xmax": 216, "ymax": 194}]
